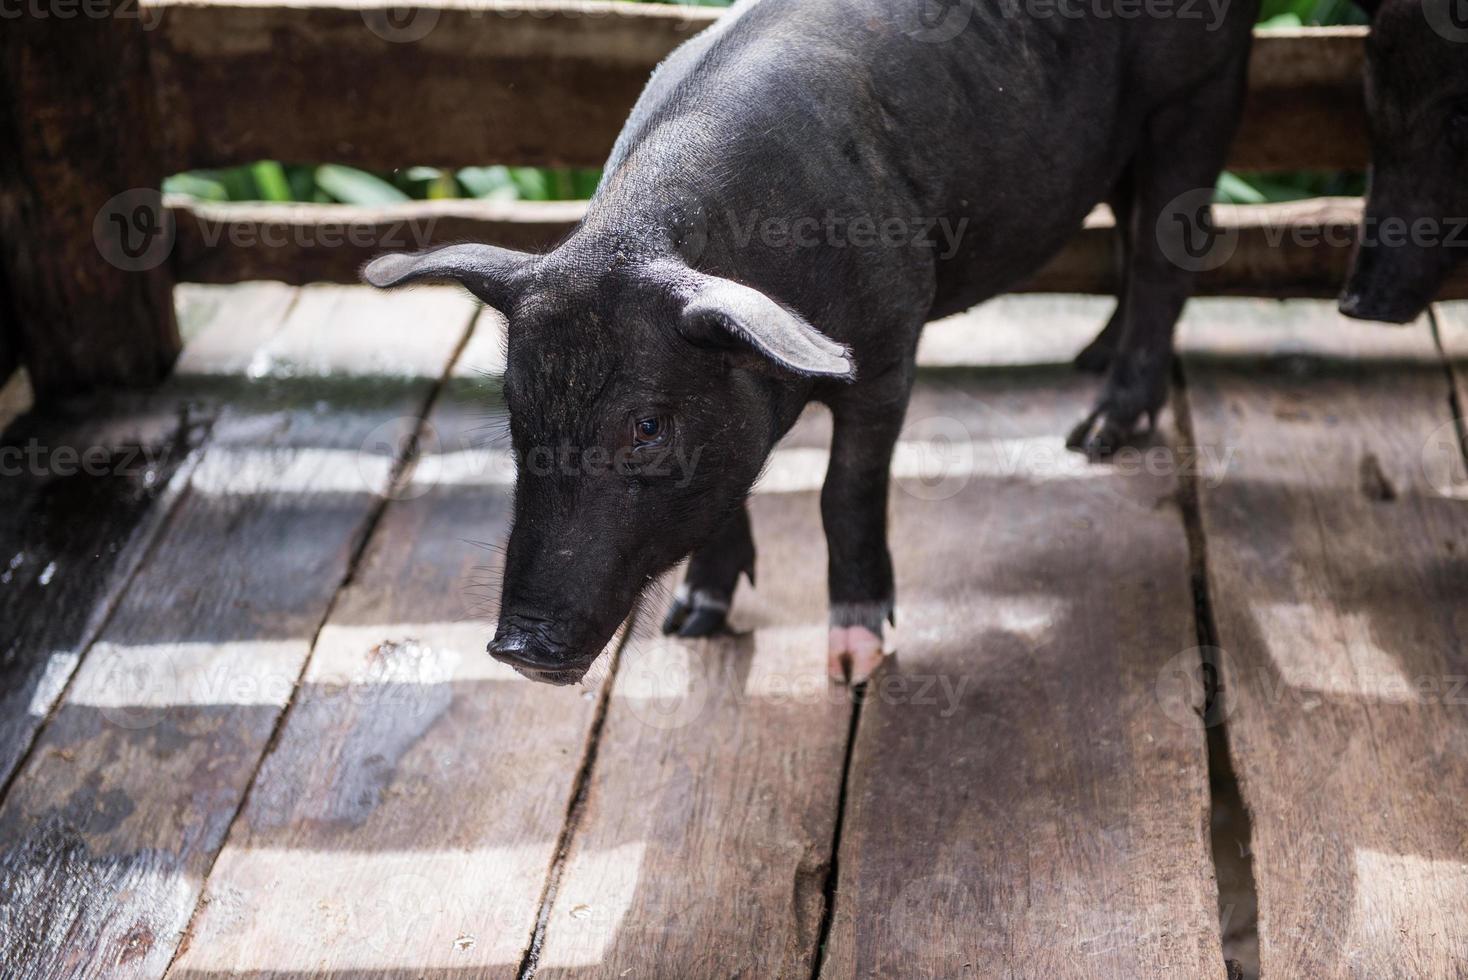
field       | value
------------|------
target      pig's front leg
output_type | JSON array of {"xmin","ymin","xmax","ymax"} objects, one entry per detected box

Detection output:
[
  {"xmin": 822, "ymin": 378, "xmax": 910, "ymax": 684},
  {"xmin": 661, "ymin": 503, "xmax": 756, "ymax": 637}
]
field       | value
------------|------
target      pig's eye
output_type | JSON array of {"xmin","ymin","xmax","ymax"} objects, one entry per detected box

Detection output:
[{"xmin": 630, "ymin": 414, "xmax": 672, "ymax": 449}]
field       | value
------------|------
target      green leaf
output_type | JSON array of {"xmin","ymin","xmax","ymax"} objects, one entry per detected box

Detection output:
[
  {"xmin": 509, "ymin": 167, "xmax": 552, "ymax": 201},
  {"xmin": 314, "ymin": 164, "xmax": 411, "ymax": 205},
  {"xmin": 162, "ymin": 172, "xmax": 229, "ymax": 201},
  {"xmin": 1215, "ymin": 171, "xmax": 1267, "ymax": 205},
  {"xmin": 457, "ymin": 165, "xmax": 520, "ymax": 200},
  {"xmin": 249, "ymin": 161, "xmax": 293, "ymax": 202}
]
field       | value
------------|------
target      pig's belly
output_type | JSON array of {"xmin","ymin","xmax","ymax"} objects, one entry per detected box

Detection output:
[{"xmin": 926, "ymin": 167, "xmax": 1123, "ymax": 321}]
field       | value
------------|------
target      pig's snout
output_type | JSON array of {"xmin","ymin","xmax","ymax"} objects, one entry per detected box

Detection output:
[{"xmin": 488, "ymin": 615, "xmax": 593, "ymax": 686}]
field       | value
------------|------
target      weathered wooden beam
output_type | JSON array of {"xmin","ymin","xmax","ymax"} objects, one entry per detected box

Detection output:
[
  {"xmin": 168, "ymin": 197, "xmax": 584, "ymax": 283},
  {"xmin": 1238, "ymin": 28, "xmax": 1368, "ymax": 172},
  {"xmin": 171, "ymin": 196, "xmax": 1468, "ymax": 302},
  {"xmin": 147, "ymin": 0, "xmax": 715, "ymax": 173},
  {"xmin": 145, "ymin": 3, "xmax": 1367, "ymax": 174},
  {"xmin": 0, "ymin": 4, "xmax": 181, "ymax": 402}
]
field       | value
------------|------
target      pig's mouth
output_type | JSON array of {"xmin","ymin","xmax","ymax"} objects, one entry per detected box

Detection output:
[{"xmin": 1337, "ymin": 289, "xmax": 1425, "ymax": 325}]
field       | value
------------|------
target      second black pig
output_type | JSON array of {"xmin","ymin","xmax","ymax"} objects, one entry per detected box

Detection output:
[{"xmin": 1340, "ymin": 0, "xmax": 1468, "ymax": 323}]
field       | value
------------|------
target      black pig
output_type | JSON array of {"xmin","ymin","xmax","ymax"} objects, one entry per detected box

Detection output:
[
  {"xmin": 1339, "ymin": 0, "xmax": 1468, "ymax": 323},
  {"xmin": 365, "ymin": 0, "xmax": 1259, "ymax": 684}
]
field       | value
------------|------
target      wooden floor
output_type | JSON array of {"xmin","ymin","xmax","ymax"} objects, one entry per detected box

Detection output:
[{"xmin": 1, "ymin": 286, "xmax": 1465, "ymax": 980}]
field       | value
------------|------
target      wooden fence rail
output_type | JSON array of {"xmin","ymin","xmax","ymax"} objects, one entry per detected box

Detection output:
[
  {"xmin": 168, "ymin": 196, "xmax": 1468, "ymax": 302},
  {"xmin": 144, "ymin": 3, "xmax": 1368, "ymax": 173},
  {"xmin": 0, "ymin": 6, "xmax": 1391, "ymax": 401}
]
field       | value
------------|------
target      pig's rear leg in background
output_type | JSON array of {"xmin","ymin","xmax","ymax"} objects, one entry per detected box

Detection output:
[
  {"xmin": 1073, "ymin": 172, "xmax": 1136, "ymax": 375},
  {"xmin": 662, "ymin": 503, "xmax": 756, "ymax": 637},
  {"xmin": 1068, "ymin": 52, "xmax": 1251, "ymax": 457}
]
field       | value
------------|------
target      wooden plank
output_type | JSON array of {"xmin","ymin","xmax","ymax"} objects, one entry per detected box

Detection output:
[
  {"xmin": 0, "ymin": 4, "xmax": 180, "ymax": 401},
  {"xmin": 172, "ymin": 198, "xmax": 1468, "ymax": 304},
  {"xmin": 1179, "ymin": 299, "xmax": 1468, "ymax": 979},
  {"xmin": 166, "ymin": 308, "xmax": 617, "ymax": 978},
  {"xmin": 818, "ymin": 375, "xmax": 1225, "ymax": 977},
  {"xmin": 148, "ymin": 0, "xmax": 714, "ymax": 173},
  {"xmin": 146, "ymin": 5, "xmax": 1365, "ymax": 174},
  {"xmin": 169, "ymin": 198, "xmax": 583, "ymax": 285},
  {"xmin": 0, "ymin": 285, "xmax": 295, "ymax": 793},
  {"xmin": 0, "ymin": 286, "xmax": 476, "ymax": 979},
  {"xmin": 534, "ymin": 492, "xmax": 851, "ymax": 978},
  {"xmin": 1237, "ymin": 28, "xmax": 1367, "ymax": 172}
]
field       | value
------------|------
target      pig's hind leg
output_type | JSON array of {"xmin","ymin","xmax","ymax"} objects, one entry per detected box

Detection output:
[
  {"xmin": 1074, "ymin": 172, "xmax": 1136, "ymax": 375},
  {"xmin": 661, "ymin": 503, "xmax": 756, "ymax": 637},
  {"xmin": 1068, "ymin": 53, "xmax": 1250, "ymax": 457}
]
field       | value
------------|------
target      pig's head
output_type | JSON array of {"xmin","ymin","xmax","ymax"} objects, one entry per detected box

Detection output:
[
  {"xmin": 364, "ymin": 242, "xmax": 852, "ymax": 684},
  {"xmin": 1340, "ymin": 0, "xmax": 1468, "ymax": 323}
]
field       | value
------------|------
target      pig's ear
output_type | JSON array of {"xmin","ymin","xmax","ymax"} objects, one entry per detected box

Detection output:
[
  {"xmin": 676, "ymin": 274, "xmax": 855, "ymax": 380},
  {"xmin": 361, "ymin": 243, "xmax": 532, "ymax": 311}
]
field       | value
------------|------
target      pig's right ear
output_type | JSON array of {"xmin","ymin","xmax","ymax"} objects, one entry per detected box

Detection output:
[
  {"xmin": 674, "ymin": 272, "xmax": 855, "ymax": 381},
  {"xmin": 361, "ymin": 243, "xmax": 532, "ymax": 311}
]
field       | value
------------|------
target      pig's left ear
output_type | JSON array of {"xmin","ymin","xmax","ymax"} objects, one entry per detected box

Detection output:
[
  {"xmin": 674, "ymin": 272, "xmax": 855, "ymax": 380},
  {"xmin": 362, "ymin": 243, "xmax": 532, "ymax": 312}
]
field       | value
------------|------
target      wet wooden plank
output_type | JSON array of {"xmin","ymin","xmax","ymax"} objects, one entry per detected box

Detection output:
[
  {"xmin": 1180, "ymin": 300, "xmax": 1468, "ymax": 979},
  {"xmin": 819, "ymin": 373, "xmax": 1224, "ymax": 978},
  {"xmin": 0, "ymin": 285, "xmax": 296, "ymax": 792},
  {"xmin": 167, "ymin": 308, "xmax": 616, "ymax": 978},
  {"xmin": 0, "ymin": 286, "xmax": 477, "ymax": 979}
]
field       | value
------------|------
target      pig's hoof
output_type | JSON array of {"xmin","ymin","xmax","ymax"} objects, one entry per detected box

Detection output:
[
  {"xmin": 661, "ymin": 588, "xmax": 730, "ymax": 638},
  {"xmin": 1073, "ymin": 338, "xmax": 1114, "ymax": 375},
  {"xmin": 1066, "ymin": 406, "xmax": 1157, "ymax": 460},
  {"xmin": 828, "ymin": 625, "xmax": 885, "ymax": 685}
]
